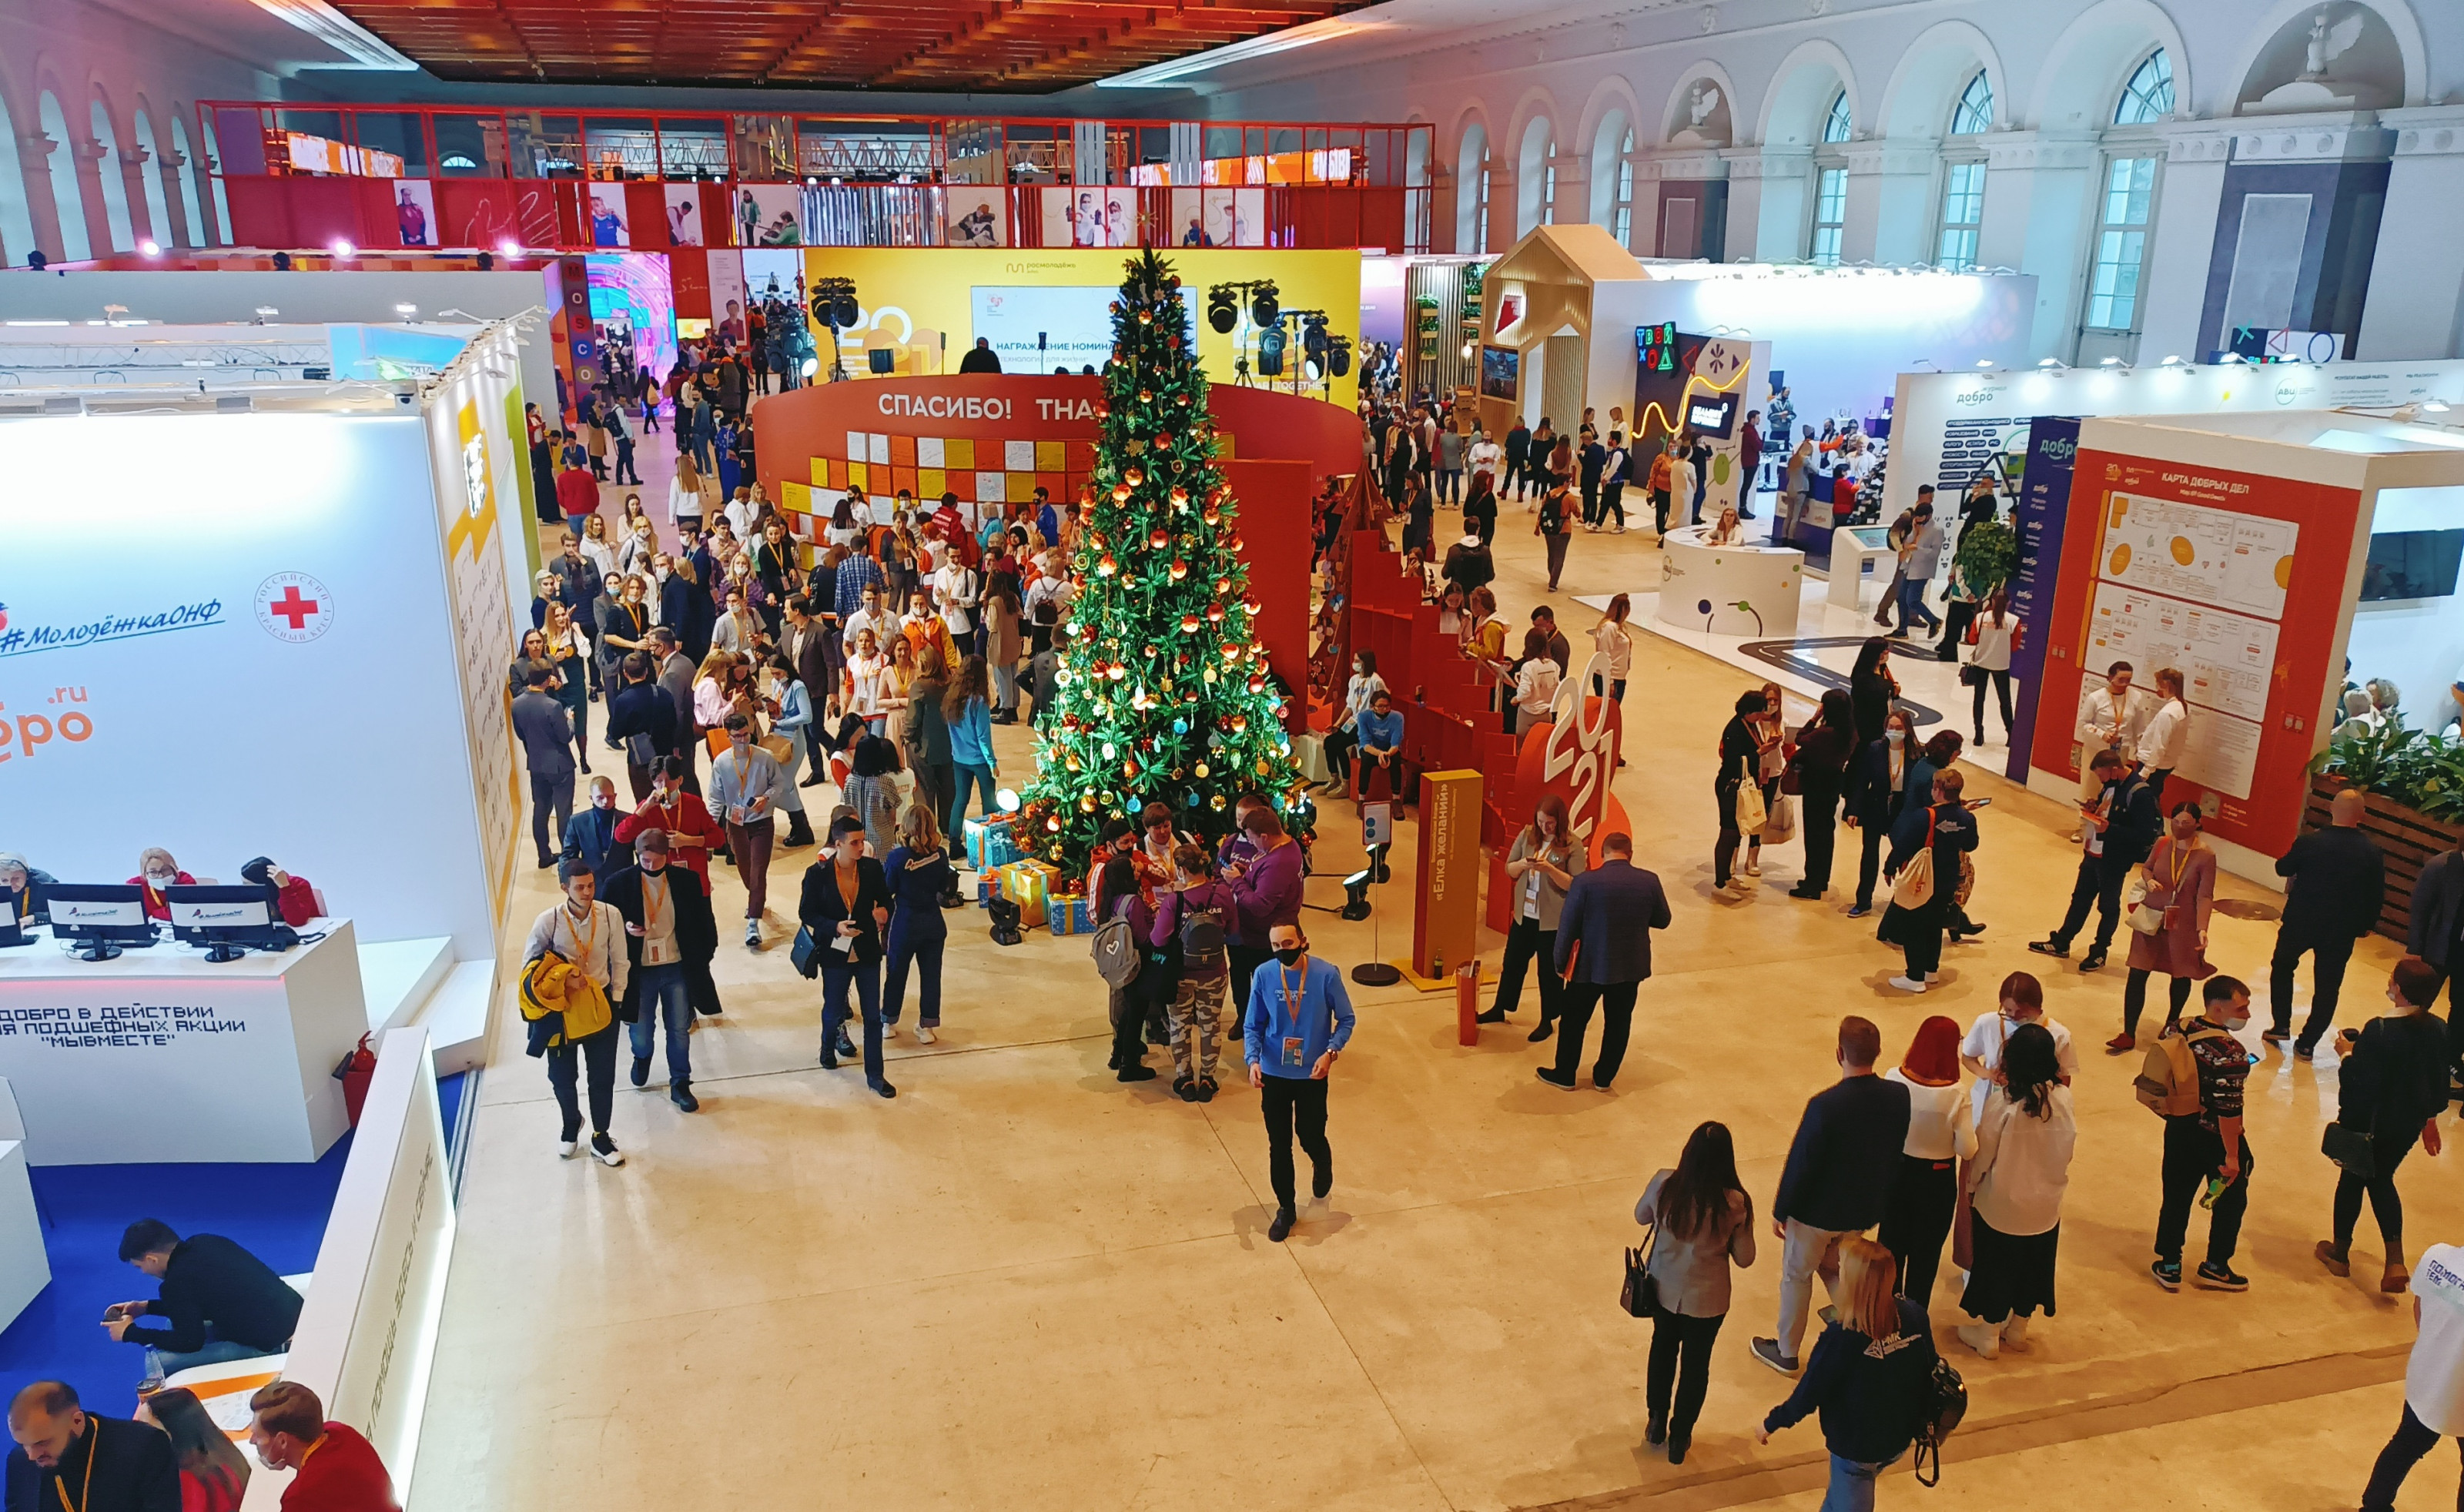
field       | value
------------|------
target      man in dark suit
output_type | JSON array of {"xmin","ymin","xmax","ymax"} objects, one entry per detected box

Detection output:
[
  {"xmin": 602, "ymin": 651, "xmax": 678, "ymax": 802},
  {"xmin": 600, "ymin": 828, "xmax": 720, "ymax": 1112},
  {"xmin": 1543, "ymin": 832, "xmax": 1671, "ymax": 1091},
  {"xmin": 6, "ymin": 1380, "xmax": 178, "ymax": 1512},
  {"xmin": 648, "ymin": 629, "xmax": 701, "ymax": 795},
  {"xmin": 782, "ymin": 596, "xmax": 833, "ymax": 788},
  {"xmin": 2267, "ymin": 785, "xmax": 2384, "ymax": 1057},
  {"xmin": 2409, "ymin": 825, "xmax": 2464, "ymax": 1091}
]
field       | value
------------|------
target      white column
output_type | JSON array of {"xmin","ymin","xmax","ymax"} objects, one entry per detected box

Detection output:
[
  {"xmin": 2359, "ymin": 106, "xmax": 2464, "ymax": 360},
  {"xmin": 1843, "ymin": 142, "xmax": 1936, "ymax": 265},
  {"xmin": 1485, "ymin": 166, "xmax": 1517, "ymax": 255},
  {"xmin": 1548, "ymin": 150, "xmax": 1585, "ymax": 232},
  {"xmin": 1724, "ymin": 147, "xmax": 1806, "ymax": 263},
  {"xmin": 1979, "ymin": 131, "xmax": 2098, "ymax": 360},
  {"xmin": 2135, "ymin": 124, "xmax": 2234, "ymax": 365}
]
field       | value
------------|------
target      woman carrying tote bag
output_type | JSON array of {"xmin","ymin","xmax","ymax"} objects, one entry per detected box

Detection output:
[
  {"xmin": 1635, "ymin": 1121, "xmax": 1756, "ymax": 1465},
  {"xmin": 2113, "ymin": 801, "xmax": 2217, "ymax": 1053},
  {"xmin": 2316, "ymin": 956, "xmax": 2450, "ymax": 1293},
  {"xmin": 1955, "ymin": 1023, "xmax": 2077, "ymax": 1358}
]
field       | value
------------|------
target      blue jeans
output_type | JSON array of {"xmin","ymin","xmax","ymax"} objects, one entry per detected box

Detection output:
[
  {"xmin": 628, "ymin": 962, "xmax": 693, "ymax": 1082},
  {"xmin": 949, "ymin": 761, "xmax": 997, "ymax": 841},
  {"xmin": 144, "ymin": 1334, "xmax": 271, "ymax": 1386},
  {"xmin": 822, "ymin": 956, "xmax": 885, "ymax": 1083},
  {"xmin": 1896, "ymin": 577, "xmax": 1940, "ymax": 633},
  {"xmin": 884, "ymin": 932, "xmax": 944, "ymax": 1027},
  {"xmin": 1823, "ymin": 1453, "xmax": 1898, "ymax": 1512}
]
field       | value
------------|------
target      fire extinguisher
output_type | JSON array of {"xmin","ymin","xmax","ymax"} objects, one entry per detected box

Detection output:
[{"xmin": 333, "ymin": 1034, "xmax": 377, "ymax": 1126}]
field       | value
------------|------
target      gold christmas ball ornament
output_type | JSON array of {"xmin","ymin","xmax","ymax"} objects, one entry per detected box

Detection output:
[
  {"xmin": 1256, "ymin": 758, "xmax": 1271, "ymax": 775},
  {"xmin": 1124, "ymin": 467, "xmax": 1144, "ymax": 487},
  {"xmin": 1137, "ymin": 389, "xmax": 1153, "ymax": 403},
  {"xmin": 1210, "ymin": 794, "xmax": 1227, "ymax": 811},
  {"xmin": 1202, "ymin": 666, "xmax": 1219, "ymax": 684},
  {"xmin": 1195, "ymin": 761, "xmax": 1210, "ymax": 778},
  {"xmin": 1112, "ymin": 483, "xmax": 1133, "ymax": 503},
  {"xmin": 1080, "ymin": 794, "xmax": 1096, "ymax": 812}
]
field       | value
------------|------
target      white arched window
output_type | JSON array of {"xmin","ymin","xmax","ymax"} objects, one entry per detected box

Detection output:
[
  {"xmin": 170, "ymin": 115, "xmax": 206, "ymax": 246},
  {"xmin": 1515, "ymin": 116, "xmax": 1554, "ymax": 238},
  {"xmin": 1950, "ymin": 71, "xmax": 1994, "ymax": 135},
  {"xmin": 133, "ymin": 109, "xmax": 170, "ymax": 247},
  {"xmin": 89, "ymin": 99, "xmax": 133, "ymax": 252},
  {"xmin": 39, "ymin": 92, "xmax": 89, "ymax": 262},
  {"xmin": 1457, "ymin": 125, "xmax": 1489, "ymax": 254},
  {"xmin": 0, "ymin": 92, "xmax": 33, "ymax": 265},
  {"xmin": 1809, "ymin": 90, "xmax": 1849, "ymax": 263},
  {"xmin": 1615, "ymin": 129, "xmax": 1635, "ymax": 248},
  {"xmin": 199, "ymin": 113, "xmax": 232, "ymax": 243},
  {"xmin": 2114, "ymin": 49, "xmax": 2175, "ymax": 125}
]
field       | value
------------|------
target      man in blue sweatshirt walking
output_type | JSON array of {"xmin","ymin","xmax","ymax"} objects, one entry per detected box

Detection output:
[{"xmin": 1245, "ymin": 922, "xmax": 1355, "ymax": 1243}]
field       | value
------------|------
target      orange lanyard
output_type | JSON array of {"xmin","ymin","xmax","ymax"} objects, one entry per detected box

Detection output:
[
  {"xmin": 641, "ymin": 874, "xmax": 667, "ymax": 933},
  {"xmin": 54, "ymin": 1429, "xmax": 95, "ymax": 1512},
  {"xmin": 564, "ymin": 902, "xmax": 598, "ymax": 960}
]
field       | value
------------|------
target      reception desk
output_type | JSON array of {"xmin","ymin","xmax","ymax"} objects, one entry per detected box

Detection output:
[
  {"xmin": 1655, "ymin": 526, "xmax": 1806, "ymax": 638},
  {"xmin": 0, "ymin": 920, "xmax": 367, "ymax": 1165}
]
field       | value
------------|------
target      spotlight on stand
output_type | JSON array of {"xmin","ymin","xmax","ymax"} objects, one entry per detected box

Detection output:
[
  {"xmin": 1302, "ymin": 313, "xmax": 1330, "ymax": 360},
  {"xmin": 1326, "ymin": 334, "xmax": 1352, "ymax": 379},
  {"xmin": 1340, "ymin": 870, "xmax": 1373, "ymax": 921},
  {"xmin": 1205, "ymin": 284, "xmax": 1239, "ymax": 333},
  {"xmin": 1255, "ymin": 320, "xmax": 1287, "ymax": 377},
  {"xmin": 1250, "ymin": 280, "xmax": 1279, "ymax": 328}
]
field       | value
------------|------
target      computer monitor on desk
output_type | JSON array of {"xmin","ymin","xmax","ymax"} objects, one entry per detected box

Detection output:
[
  {"xmin": 0, "ymin": 895, "xmax": 27, "ymax": 949},
  {"xmin": 165, "ymin": 885, "xmax": 274, "ymax": 963},
  {"xmin": 48, "ymin": 885, "xmax": 156, "ymax": 962}
]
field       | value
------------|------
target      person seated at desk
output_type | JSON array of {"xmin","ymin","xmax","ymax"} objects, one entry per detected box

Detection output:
[
  {"xmin": 105, "ymin": 1220, "xmax": 303, "ymax": 1389},
  {"xmin": 0, "ymin": 852, "xmax": 54, "ymax": 926},
  {"xmin": 128, "ymin": 850, "xmax": 194, "ymax": 922},
  {"xmin": 1703, "ymin": 503, "xmax": 1747, "ymax": 546},
  {"xmin": 236, "ymin": 858, "xmax": 318, "ymax": 928},
  {"xmin": 4, "ymin": 1380, "xmax": 180, "ymax": 1512}
]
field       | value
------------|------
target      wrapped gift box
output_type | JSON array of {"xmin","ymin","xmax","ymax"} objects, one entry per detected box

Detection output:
[
  {"xmin": 964, "ymin": 815, "xmax": 1021, "ymax": 871},
  {"xmin": 1047, "ymin": 894, "xmax": 1094, "ymax": 936},
  {"xmin": 976, "ymin": 873, "xmax": 1002, "ymax": 908},
  {"xmin": 996, "ymin": 859, "xmax": 1060, "ymax": 928}
]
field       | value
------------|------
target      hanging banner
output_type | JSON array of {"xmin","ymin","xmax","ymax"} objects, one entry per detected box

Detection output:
[{"xmin": 2004, "ymin": 416, "xmax": 2079, "ymax": 780}]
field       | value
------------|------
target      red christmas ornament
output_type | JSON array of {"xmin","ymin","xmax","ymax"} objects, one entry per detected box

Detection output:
[
  {"xmin": 1147, "ymin": 527, "xmax": 1170, "ymax": 550},
  {"xmin": 1179, "ymin": 613, "xmax": 1200, "ymax": 633}
]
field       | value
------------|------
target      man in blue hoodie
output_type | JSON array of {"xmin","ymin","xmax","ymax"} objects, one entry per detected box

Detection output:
[{"xmin": 1245, "ymin": 922, "xmax": 1354, "ymax": 1243}]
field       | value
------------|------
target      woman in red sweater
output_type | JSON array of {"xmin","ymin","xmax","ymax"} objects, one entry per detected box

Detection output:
[{"xmin": 239, "ymin": 857, "xmax": 320, "ymax": 926}]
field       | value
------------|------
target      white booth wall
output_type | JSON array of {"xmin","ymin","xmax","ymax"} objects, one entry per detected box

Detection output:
[
  {"xmin": 1587, "ymin": 268, "xmax": 2035, "ymax": 451},
  {"xmin": 1890, "ymin": 360, "xmax": 2464, "ymax": 518},
  {"xmin": 2345, "ymin": 481, "xmax": 2464, "ymax": 734},
  {"xmin": 0, "ymin": 400, "xmax": 507, "ymax": 957}
]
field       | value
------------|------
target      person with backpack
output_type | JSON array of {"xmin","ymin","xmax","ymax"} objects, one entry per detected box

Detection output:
[
  {"xmin": 2029, "ymin": 748, "xmax": 2161, "ymax": 975},
  {"xmin": 1094, "ymin": 856, "xmax": 1163, "ymax": 1084},
  {"xmin": 2317, "ymin": 956, "xmax": 2450, "ymax": 1294},
  {"xmin": 1756, "ymin": 1236, "xmax": 1943, "ymax": 1509},
  {"xmin": 1244, "ymin": 922, "xmax": 1354, "ymax": 1243},
  {"xmin": 2356, "ymin": 1226, "xmax": 2464, "ymax": 1512},
  {"xmin": 1636, "ymin": 1121, "xmax": 1757, "ymax": 1464},
  {"xmin": 1153, "ymin": 843, "xmax": 1236, "ymax": 1102},
  {"xmin": 1953, "ymin": 1023, "xmax": 2076, "ymax": 1358},
  {"xmin": 1879, "ymin": 768, "xmax": 1980, "ymax": 995},
  {"xmin": 2139, "ymin": 975, "xmax": 2257, "ymax": 1292}
]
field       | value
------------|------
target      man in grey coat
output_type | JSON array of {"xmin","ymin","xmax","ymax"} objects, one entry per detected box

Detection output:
[{"xmin": 511, "ymin": 663, "xmax": 578, "ymax": 869}]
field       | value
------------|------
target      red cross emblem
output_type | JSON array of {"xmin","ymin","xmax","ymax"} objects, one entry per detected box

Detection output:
[{"xmin": 256, "ymin": 572, "xmax": 334, "ymax": 643}]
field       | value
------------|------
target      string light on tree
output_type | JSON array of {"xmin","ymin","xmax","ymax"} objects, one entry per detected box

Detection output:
[{"xmin": 1016, "ymin": 247, "xmax": 1311, "ymax": 867}]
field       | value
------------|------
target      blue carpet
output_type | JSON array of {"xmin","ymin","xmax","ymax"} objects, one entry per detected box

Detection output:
[
  {"xmin": 0, "ymin": 1139, "xmax": 353, "ymax": 1407},
  {"xmin": 437, "ymin": 1070, "xmax": 467, "ymax": 1152}
]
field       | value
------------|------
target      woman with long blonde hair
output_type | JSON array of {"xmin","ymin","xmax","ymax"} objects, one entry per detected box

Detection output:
[{"xmin": 1756, "ymin": 1234, "xmax": 1941, "ymax": 1507}]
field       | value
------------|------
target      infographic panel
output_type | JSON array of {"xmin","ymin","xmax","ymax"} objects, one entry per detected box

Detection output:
[{"xmin": 2097, "ymin": 489, "xmax": 2298, "ymax": 618}]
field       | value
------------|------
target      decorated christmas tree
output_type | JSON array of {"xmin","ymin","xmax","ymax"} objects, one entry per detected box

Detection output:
[{"xmin": 1016, "ymin": 249, "xmax": 1309, "ymax": 869}]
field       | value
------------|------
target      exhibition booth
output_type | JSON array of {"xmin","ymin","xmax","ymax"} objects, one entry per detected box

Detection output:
[
  {"xmin": 2024, "ymin": 409, "xmax": 2464, "ymax": 883},
  {"xmin": 1888, "ymin": 359, "xmax": 2464, "ymax": 520}
]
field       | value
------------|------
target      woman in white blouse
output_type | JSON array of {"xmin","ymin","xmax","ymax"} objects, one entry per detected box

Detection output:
[
  {"xmin": 578, "ymin": 512, "xmax": 620, "ymax": 582},
  {"xmin": 1512, "ymin": 627, "xmax": 1562, "ymax": 737},
  {"xmin": 842, "ymin": 628, "xmax": 894, "ymax": 735},
  {"xmin": 668, "ymin": 453, "xmax": 708, "ymax": 529},
  {"xmin": 1957, "ymin": 1022, "xmax": 2078, "ymax": 1358},
  {"xmin": 1320, "ymin": 650, "xmax": 1391, "ymax": 793},
  {"xmin": 1589, "ymin": 594, "xmax": 1635, "ymax": 704},
  {"xmin": 1702, "ymin": 503, "xmax": 1746, "ymax": 547},
  {"xmin": 1879, "ymin": 1015, "xmax": 1977, "ymax": 1310},
  {"xmin": 2135, "ymin": 665, "xmax": 2191, "ymax": 793}
]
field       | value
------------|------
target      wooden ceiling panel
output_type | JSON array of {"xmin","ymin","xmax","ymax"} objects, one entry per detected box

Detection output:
[{"xmin": 325, "ymin": 0, "xmax": 1374, "ymax": 91}]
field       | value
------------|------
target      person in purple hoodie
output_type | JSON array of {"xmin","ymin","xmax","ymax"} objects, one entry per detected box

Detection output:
[{"xmin": 1225, "ymin": 800, "xmax": 1305, "ymax": 1039}]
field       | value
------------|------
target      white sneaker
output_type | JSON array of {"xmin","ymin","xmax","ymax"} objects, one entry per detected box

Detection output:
[
  {"xmin": 1955, "ymin": 1321, "xmax": 2001, "ymax": 1358},
  {"xmin": 591, "ymin": 1136, "xmax": 625, "ymax": 1168},
  {"xmin": 883, "ymin": 1023, "xmax": 902, "ymax": 1042},
  {"xmin": 1743, "ymin": 858, "xmax": 1762, "ymax": 876},
  {"xmin": 913, "ymin": 1025, "xmax": 936, "ymax": 1045},
  {"xmin": 557, "ymin": 1139, "xmax": 579, "ymax": 1159},
  {"xmin": 2000, "ymin": 1313, "xmax": 2034, "ymax": 1353},
  {"xmin": 1888, "ymin": 975, "xmax": 1929, "ymax": 994},
  {"xmin": 744, "ymin": 921, "xmax": 762, "ymax": 948}
]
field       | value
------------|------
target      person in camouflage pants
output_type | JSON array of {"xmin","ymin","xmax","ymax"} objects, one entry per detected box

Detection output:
[{"xmin": 1155, "ymin": 844, "xmax": 1236, "ymax": 1104}]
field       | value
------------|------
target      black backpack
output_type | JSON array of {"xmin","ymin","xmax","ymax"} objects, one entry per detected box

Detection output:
[
  {"xmin": 1910, "ymin": 1353, "xmax": 1968, "ymax": 1487},
  {"xmin": 1177, "ymin": 887, "xmax": 1228, "ymax": 975}
]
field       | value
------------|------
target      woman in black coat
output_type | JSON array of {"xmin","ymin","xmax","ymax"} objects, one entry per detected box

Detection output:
[
  {"xmin": 1879, "ymin": 766, "xmax": 1980, "ymax": 994},
  {"xmin": 798, "ymin": 815, "xmax": 898, "ymax": 1098},
  {"xmin": 1788, "ymin": 690, "xmax": 1858, "ymax": 901},
  {"xmin": 1714, "ymin": 690, "xmax": 1766, "ymax": 895},
  {"xmin": 2318, "ymin": 955, "xmax": 2451, "ymax": 1291},
  {"xmin": 1848, "ymin": 636, "xmax": 1898, "ymax": 748},
  {"xmin": 1461, "ymin": 470, "xmax": 1499, "ymax": 547},
  {"xmin": 1842, "ymin": 707, "xmax": 1920, "ymax": 919}
]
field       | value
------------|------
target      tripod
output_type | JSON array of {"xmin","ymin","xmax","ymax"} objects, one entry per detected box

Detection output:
[{"xmin": 1233, "ymin": 356, "xmax": 1255, "ymax": 387}]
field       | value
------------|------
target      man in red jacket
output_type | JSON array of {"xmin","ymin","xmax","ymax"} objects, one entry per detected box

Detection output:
[
  {"xmin": 612, "ymin": 756, "xmax": 721, "ymax": 888},
  {"xmin": 246, "ymin": 1382, "xmax": 396, "ymax": 1510},
  {"xmin": 555, "ymin": 459, "xmax": 600, "ymax": 540}
]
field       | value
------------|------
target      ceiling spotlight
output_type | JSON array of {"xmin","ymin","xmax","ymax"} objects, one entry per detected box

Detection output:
[
  {"xmin": 1250, "ymin": 281, "xmax": 1279, "ymax": 327},
  {"xmin": 498, "ymin": 238, "xmax": 519, "ymax": 256},
  {"xmin": 332, "ymin": 239, "xmax": 354, "ymax": 257},
  {"xmin": 1327, "ymin": 333, "xmax": 1351, "ymax": 378},
  {"xmin": 2158, "ymin": 354, "xmax": 2184, "ymax": 366},
  {"xmin": 138, "ymin": 239, "xmax": 159, "ymax": 256},
  {"xmin": 1975, "ymin": 360, "xmax": 1995, "ymax": 370},
  {"xmin": 394, "ymin": 303, "xmax": 417, "ymax": 317}
]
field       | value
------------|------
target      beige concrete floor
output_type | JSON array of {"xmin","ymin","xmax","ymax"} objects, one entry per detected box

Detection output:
[{"xmin": 413, "ymin": 468, "xmax": 2456, "ymax": 1509}]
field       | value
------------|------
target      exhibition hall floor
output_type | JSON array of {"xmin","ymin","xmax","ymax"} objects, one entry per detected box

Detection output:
[{"xmin": 411, "ymin": 477, "xmax": 2452, "ymax": 1510}]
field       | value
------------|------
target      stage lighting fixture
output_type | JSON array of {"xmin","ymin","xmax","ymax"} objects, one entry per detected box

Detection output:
[
  {"xmin": 1250, "ymin": 281, "xmax": 1280, "ymax": 328},
  {"xmin": 1302, "ymin": 313, "xmax": 1329, "ymax": 358},
  {"xmin": 809, "ymin": 276, "xmax": 860, "ymax": 329},
  {"xmin": 1206, "ymin": 285, "xmax": 1239, "ymax": 333},
  {"xmin": 1340, "ymin": 870, "xmax": 1372, "ymax": 922},
  {"xmin": 1256, "ymin": 321, "xmax": 1287, "ymax": 376},
  {"xmin": 1327, "ymin": 335, "xmax": 1352, "ymax": 378}
]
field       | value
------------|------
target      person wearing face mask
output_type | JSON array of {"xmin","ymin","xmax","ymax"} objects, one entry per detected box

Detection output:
[
  {"xmin": 1878, "ymin": 768, "xmax": 1980, "ymax": 995},
  {"xmin": 1840, "ymin": 709, "xmax": 1917, "ymax": 919},
  {"xmin": 1244, "ymin": 922, "xmax": 1354, "ymax": 1244},
  {"xmin": 559, "ymin": 774, "xmax": 631, "ymax": 885},
  {"xmin": 799, "ymin": 815, "xmax": 897, "ymax": 1098},
  {"xmin": 615, "ymin": 755, "xmax": 718, "ymax": 890},
  {"xmin": 2030, "ymin": 748, "xmax": 2161, "ymax": 974},
  {"xmin": 236, "ymin": 857, "xmax": 319, "ymax": 929},
  {"xmin": 2147, "ymin": 975, "xmax": 2256, "ymax": 1293},
  {"xmin": 1958, "ymin": 972, "xmax": 2079, "ymax": 1126},
  {"xmin": 2317, "ymin": 956, "xmax": 2450, "ymax": 1296},
  {"xmin": 598, "ymin": 828, "xmax": 718, "ymax": 1113},
  {"xmin": 2114, "ymin": 801, "xmax": 2218, "ymax": 1052},
  {"xmin": 127, "ymin": 848, "xmax": 194, "ymax": 922},
  {"xmin": 707, "ymin": 713, "xmax": 790, "ymax": 950},
  {"xmin": 1225, "ymin": 805, "xmax": 1305, "ymax": 1042},
  {"xmin": 1714, "ymin": 690, "xmax": 1768, "ymax": 898},
  {"xmin": 1322, "ymin": 651, "xmax": 1390, "ymax": 793},
  {"xmin": 2073, "ymin": 661, "xmax": 2150, "ymax": 832}
]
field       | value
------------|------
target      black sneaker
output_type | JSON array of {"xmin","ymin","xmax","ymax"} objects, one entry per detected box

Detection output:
[
  {"xmin": 1475, "ymin": 1008, "xmax": 1507, "ymax": 1024},
  {"xmin": 1268, "ymin": 1209, "xmax": 1296, "ymax": 1243},
  {"xmin": 1312, "ymin": 1166, "xmax": 1333, "ymax": 1201},
  {"xmin": 2151, "ymin": 1258, "xmax": 2182, "ymax": 1291},
  {"xmin": 2194, "ymin": 1261, "xmax": 2249, "ymax": 1292},
  {"xmin": 2029, "ymin": 938, "xmax": 2070, "ymax": 958},
  {"xmin": 2080, "ymin": 950, "xmax": 2107, "ymax": 972},
  {"xmin": 1535, "ymin": 1066, "xmax": 1577, "ymax": 1089},
  {"xmin": 869, "ymin": 1079, "xmax": 898, "ymax": 1099},
  {"xmin": 1196, "ymin": 1077, "xmax": 1218, "ymax": 1103},
  {"xmin": 1173, "ymin": 1075, "xmax": 1197, "ymax": 1102},
  {"xmin": 631, "ymin": 1055, "xmax": 651, "ymax": 1087},
  {"xmin": 1527, "ymin": 1022, "xmax": 1553, "ymax": 1043},
  {"xmin": 671, "ymin": 1082, "xmax": 700, "ymax": 1113},
  {"xmin": 1117, "ymin": 1064, "xmax": 1158, "ymax": 1082},
  {"xmin": 1749, "ymin": 1337, "xmax": 1800, "ymax": 1376},
  {"xmin": 2260, "ymin": 1028, "xmax": 2290, "ymax": 1044}
]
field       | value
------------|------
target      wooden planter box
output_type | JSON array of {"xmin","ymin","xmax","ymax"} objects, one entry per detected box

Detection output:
[{"xmin": 2305, "ymin": 772, "xmax": 2464, "ymax": 945}]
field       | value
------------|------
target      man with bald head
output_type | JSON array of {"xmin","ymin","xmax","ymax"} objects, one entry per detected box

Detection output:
[
  {"xmin": 5, "ymin": 1380, "xmax": 178, "ymax": 1512},
  {"xmin": 2270, "ymin": 785, "xmax": 2385, "ymax": 1058}
]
